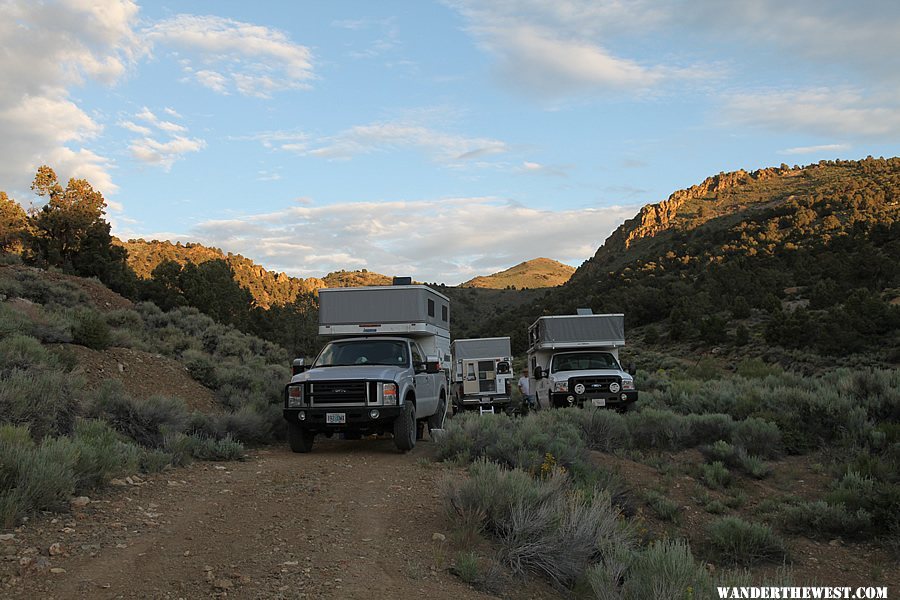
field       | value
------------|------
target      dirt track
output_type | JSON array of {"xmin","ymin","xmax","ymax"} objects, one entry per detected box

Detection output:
[{"xmin": 1, "ymin": 439, "xmax": 510, "ymax": 599}]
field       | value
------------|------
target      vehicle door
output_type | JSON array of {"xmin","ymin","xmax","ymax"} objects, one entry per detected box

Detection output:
[{"xmin": 411, "ymin": 342, "xmax": 436, "ymax": 416}]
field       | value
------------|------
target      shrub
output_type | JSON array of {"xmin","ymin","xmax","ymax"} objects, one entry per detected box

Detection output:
[
  {"xmin": 86, "ymin": 381, "xmax": 188, "ymax": 447},
  {"xmin": 0, "ymin": 429, "xmax": 76, "ymax": 527},
  {"xmin": 161, "ymin": 432, "xmax": 197, "ymax": 467},
  {"xmin": 579, "ymin": 409, "xmax": 630, "ymax": 452},
  {"xmin": 700, "ymin": 441, "xmax": 771, "ymax": 479},
  {"xmin": 685, "ymin": 413, "xmax": 736, "ymax": 447},
  {"xmin": 826, "ymin": 471, "xmax": 900, "ymax": 535},
  {"xmin": 731, "ymin": 417, "xmax": 782, "ymax": 459},
  {"xmin": 71, "ymin": 419, "xmax": 141, "ymax": 491},
  {"xmin": 182, "ymin": 349, "xmax": 219, "ymax": 388},
  {"xmin": 780, "ymin": 500, "xmax": 873, "ymax": 538},
  {"xmin": 190, "ymin": 434, "xmax": 244, "ymax": 461},
  {"xmin": 622, "ymin": 540, "xmax": 712, "ymax": 600},
  {"xmin": 706, "ymin": 517, "xmax": 788, "ymax": 566},
  {"xmin": 0, "ymin": 333, "xmax": 57, "ymax": 372},
  {"xmin": 701, "ymin": 462, "xmax": 731, "ymax": 489},
  {"xmin": 736, "ymin": 452, "xmax": 771, "ymax": 479},
  {"xmin": 72, "ymin": 309, "xmax": 111, "ymax": 350},
  {"xmin": 453, "ymin": 551, "xmax": 482, "ymax": 585},
  {"xmin": 735, "ymin": 358, "xmax": 782, "ymax": 379},
  {"xmin": 700, "ymin": 440, "xmax": 735, "ymax": 464},
  {"xmin": 28, "ymin": 308, "xmax": 73, "ymax": 343},
  {"xmin": 140, "ymin": 449, "xmax": 175, "ymax": 473},
  {"xmin": 644, "ymin": 490, "xmax": 680, "ymax": 522},
  {"xmin": 0, "ymin": 368, "xmax": 82, "ymax": 439},
  {"xmin": 216, "ymin": 405, "xmax": 276, "ymax": 445},
  {"xmin": 0, "ymin": 302, "xmax": 29, "ymax": 338},
  {"xmin": 14, "ymin": 273, "xmax": 88, "ymax": 307},
  {"xmin": 704, "ymin": 500, "xmax": 728, "ymax": 514},
  {"xmin": 627, "ymin": 409, "xmax": 689, "ymax": 450},
  {"xmin": 444, "ymin": 460, "xmax": 632, "ymax": 589}
]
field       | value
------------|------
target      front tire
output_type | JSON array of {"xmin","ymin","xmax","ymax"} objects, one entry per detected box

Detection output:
[
  {"xmin": 393, "ymin": 402, "xmax": 416, "ymax": 452},
  {"xmin": 287, "ymin": 423, "xmax": 315, "ymax": 453}
]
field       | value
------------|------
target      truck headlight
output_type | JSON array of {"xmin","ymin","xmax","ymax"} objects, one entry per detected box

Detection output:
[
  {"xmin": 622, "ymin": 379, "xmax": 635, "ymax": 391},
  {"xmin": 287, "ymin": 385, "xmax": 304, "ymax": 407},
  {"xmin": 553, "ymin": 381, "xmax": 568, "ymax": 392},
  {"xmin": 382, "ymin": 383, "xmax": 398, "ymax": 405}
]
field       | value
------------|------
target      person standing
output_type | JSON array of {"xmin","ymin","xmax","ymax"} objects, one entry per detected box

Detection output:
[{"xmin": 518, "ymin": 367, "xmax": 534, "ymax": 410}]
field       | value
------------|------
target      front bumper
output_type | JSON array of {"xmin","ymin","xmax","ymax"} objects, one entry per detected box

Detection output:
[
  {"xmin": 550, "ymin": 390, "xmax": 638, "ymax": 408},
  {"xmin": 457, "ymin": 395, "xmax": 510, "ymax": 409},
  {"xmin": 283, "ymin": 406, "xmax": 404, "ymax": 433}
]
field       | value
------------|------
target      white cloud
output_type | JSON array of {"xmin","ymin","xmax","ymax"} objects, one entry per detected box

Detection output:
[
  {"xmin": 261, "ymin": 120, "xmax": 509, "ymax": 165},
  {"xmin": 520, "ymin": 161, "xmax": 568, "ymax": 177},
  {"xmin": 681, "ymin": 1, "xmax": 900, "ymax": 84},
  {"xmin": 0, "ymin": 0, "xmax": 142, "ymax": 197},
  {"xmin": 144, "ymin": 15, "xmax": 314, "ymax": 98},
  {"xmin": 723, "ymin": 88, "xmax": 900, "ymax": 138},
  {"xmin": 194, "ymin": 69, "xmax": 229, "ymax": 94},
  {"xmin": 124, "ymin": 107, "xmax": 204, "ymax": 170},
  {"xmin": 447, "ymin": 0, "xmax": 709, "ymax": 98},
  {"xmin": 129, "ymin": 136, "xmax": 206, "ymax": 170},
  {"xmin": 189, "ymin": 197, "xmax": 637, "ymax": 283},
  {"xmin": 779, "ymin": 143, "xmax": 850, "ymax": 156}
]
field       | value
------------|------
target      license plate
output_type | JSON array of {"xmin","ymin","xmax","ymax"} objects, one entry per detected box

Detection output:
[
  {"xmin": 592, "ymin": 398, "xmax": 606, "ymax": 407},
  {"xmin": 326, "ymin": 413, "xmax": 346, "ymax": 424}
]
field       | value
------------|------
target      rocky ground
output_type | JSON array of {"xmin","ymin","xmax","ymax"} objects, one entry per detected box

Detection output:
[{"xmin": 0, "ymin": 439, "xmax": 554, "ymax": 600}]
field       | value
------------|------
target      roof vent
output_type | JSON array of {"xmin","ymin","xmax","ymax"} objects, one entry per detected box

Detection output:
[
  {"xmin": 576, "ymin": 308, "xmax": 593, "ymax": 315},
  {"xmin": 392, "ymin": 276, "xmax": 412, "ymax": 286}
]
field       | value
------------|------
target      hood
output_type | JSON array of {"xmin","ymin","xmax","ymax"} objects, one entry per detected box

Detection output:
[
  {"xmin": 550, "ymin": 369, "xmax": 628, "ymax": 382},
  {"xmin": 292, "ymin": 364, "xmax": 408, "ymax": 383}
]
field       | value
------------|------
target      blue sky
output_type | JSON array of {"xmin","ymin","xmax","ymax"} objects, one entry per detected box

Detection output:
[{"xmin": 1, "ymin": 1, "xmax": 898, "ymax": 284}]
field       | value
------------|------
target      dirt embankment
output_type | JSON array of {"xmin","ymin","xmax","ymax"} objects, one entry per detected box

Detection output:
[{"xmin": 66, "ymin": 345, "xmax": 218, "ymax": 412}]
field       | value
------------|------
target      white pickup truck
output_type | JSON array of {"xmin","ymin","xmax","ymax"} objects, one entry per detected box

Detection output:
[
  {"xmin": 528, "ymin": 311, "xmax": 637, "ymax": 411},
  {"xmin": 283, "ymin": 281, "xmax": 450, "ymax": 453}
]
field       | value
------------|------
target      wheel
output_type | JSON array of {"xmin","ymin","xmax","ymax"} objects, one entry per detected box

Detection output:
[
  {"xmin": 287, "ymin": 423, "xmax": 315, "ymax": 453},
  {"xmin": 428, "ymin": 392, "xmax": 447, "ymax": 433},
  {"xmin": 393, "ymin": 402, "xmax": 416, "ymax": 452}
]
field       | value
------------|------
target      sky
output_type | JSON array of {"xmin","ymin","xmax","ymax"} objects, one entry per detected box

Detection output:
[{"xmin": 1, "ymin": 1, "xmax": 898, "ymax": 285}]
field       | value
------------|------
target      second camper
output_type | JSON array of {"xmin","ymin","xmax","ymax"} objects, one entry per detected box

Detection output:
[{"xmin": 450, "ymin": 337, "xmax": 513, "ymax": 414}]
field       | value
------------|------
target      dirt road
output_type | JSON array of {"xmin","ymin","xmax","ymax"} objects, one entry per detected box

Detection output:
[{"xmin": 1, "ymin": 439, "xmax": 512, "ymax": 599}]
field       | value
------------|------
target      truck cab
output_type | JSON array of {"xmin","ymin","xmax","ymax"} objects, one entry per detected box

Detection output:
[
  {"xmin": 528, "ymin": 312, "xmax": 637, "ymax": 411},
  {"xmin": 283, "ymin": 283, "xmax": 450, "ymax": 453}
]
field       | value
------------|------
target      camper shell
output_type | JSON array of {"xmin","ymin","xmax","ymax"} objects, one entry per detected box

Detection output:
[
  {"xmin": 528, "ymin": 313, "xmax": 637, "ymax": 410},
  {"xmin": 450, "ymin": 337, "xmax": 513, "ymax": 413},
  {"xmin": 283, "ymin": 283, "xmax": 450, "ymax": 453}
]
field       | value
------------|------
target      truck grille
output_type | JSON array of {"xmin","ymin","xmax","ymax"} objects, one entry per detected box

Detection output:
[
  {"xmin": 569, "ymin": 376, "xmax": 621, "ymax": 395},
  {"xmin": 309, "ymin": 381, "xmax": 370, "ymax": 405}
]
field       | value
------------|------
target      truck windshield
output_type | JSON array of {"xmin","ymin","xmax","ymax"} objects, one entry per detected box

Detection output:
[
  {"xmin": 314, "ymin": 340, "xmax": 409, "ymax": 367},
  {"xmin": 551, "ymin": 352, "xmax": 619, "ymax": 373}
]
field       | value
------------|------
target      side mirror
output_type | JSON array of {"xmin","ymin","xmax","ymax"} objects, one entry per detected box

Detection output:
[
  {"xmin": 425, "ymin": 356, "xmax": 442, "ymax": 374},
  {"xmin": 627, "ymin": 363, "xmax": 636, "ymax": 376},
  {"xmin": 414, "ymin": 361, "xmax": 427, "ymax": 374},
  {"xmin": 292, "ymin": 358, "xmax": 310, "ymax": 375},
  {"xmin": 533, "ymin": 366, "xmax": 543, "ymax": 379}
]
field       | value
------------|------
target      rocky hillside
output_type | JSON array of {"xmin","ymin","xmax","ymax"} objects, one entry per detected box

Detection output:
[
  {"xmin": 120, "ymin": 239, "xmax": 393, "ymax": 308},
  {"xmin": 481, "ymin": 157, "xmax": 900, "ymax": 361},
  {"xmin": 460, "ymin": 258, "xmax": 575, "ymax": 289}
]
